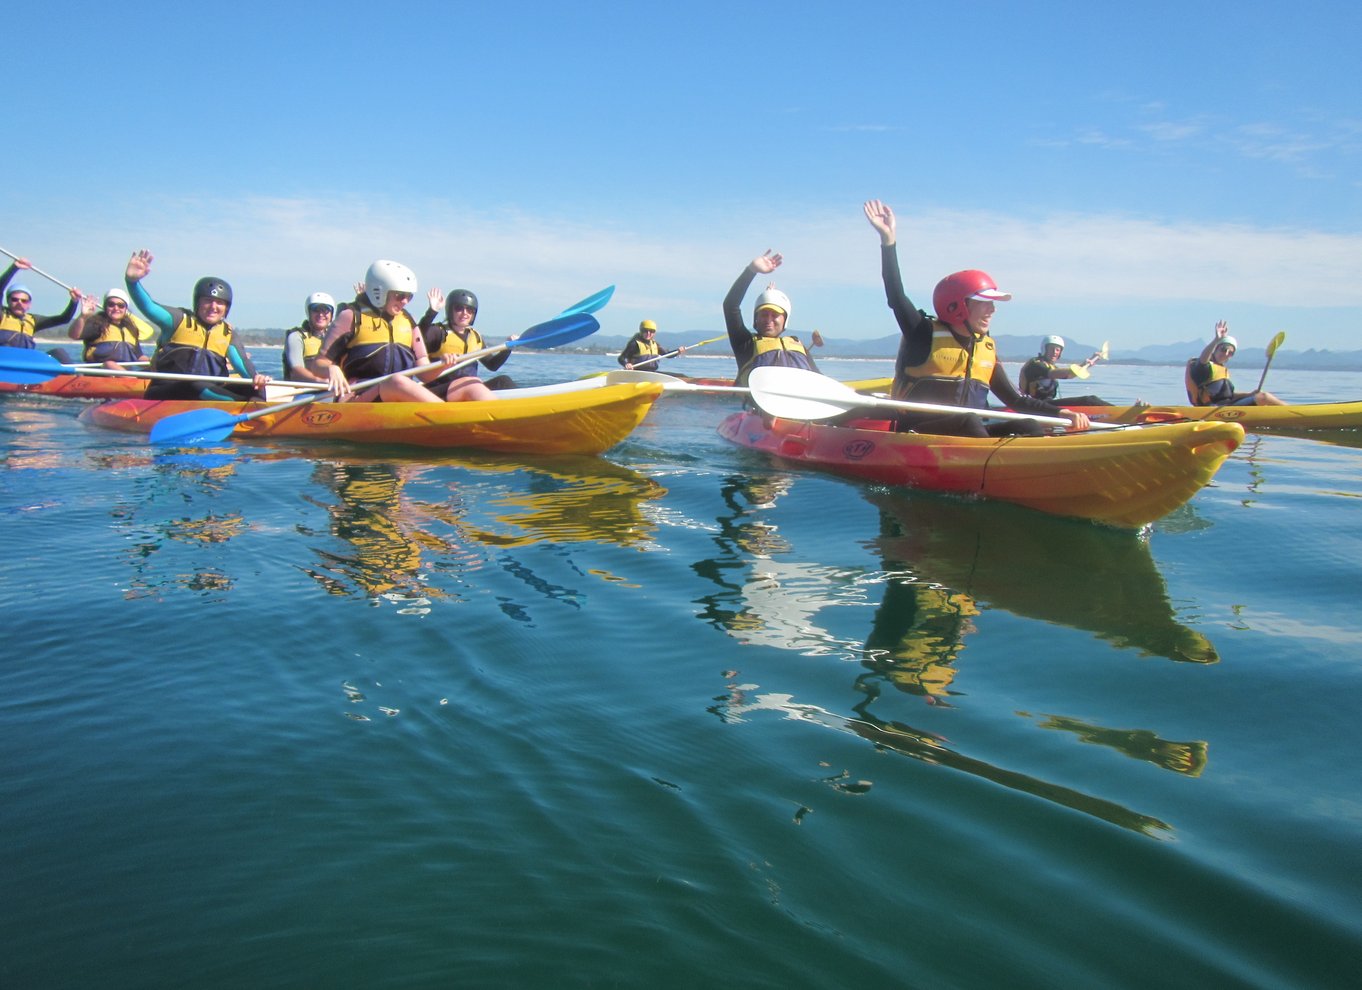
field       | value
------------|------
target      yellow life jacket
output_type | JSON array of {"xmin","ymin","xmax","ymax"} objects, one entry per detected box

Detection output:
[
  {"xmin": 632, "ymin": 337, "xmax": 661, "ymax": 359},
  {"xmin": 1019, "ymin": 357, "xmax": 1059, "ymax": 400},
  {"xmin": 737, "ymin": 334, "xmax": 812, "ymax": 383},
  {"xmin": 81, "ymin": 313, "xmax": 144, "ymax": 362},
  {"xmin": 429, "ymin": 325, "xmax": 486, "ymax": 359},
  {"xmin": 895, "ymin": 321, "xmax": 996, "ymax": 407},
  {"xmin": 1186, "ymin": 359, "xmax": 1233, "ymax": 405},
  {"xmin": 153, "ymin": 312, "xmax": 235, "ymax": 376},
  {"xmin": 342, "ymin": 303, "xmax": 417, "ymax": 379},
  {"xmin": 282, "ymin": 323, "xmax": 325, "ymax": 379},
  {"xmin": 0, "ymin": 309, "xmax": 38, "ymax": 347}
]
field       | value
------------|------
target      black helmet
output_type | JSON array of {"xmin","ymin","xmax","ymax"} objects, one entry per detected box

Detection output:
[
  {"xmin": 445, "ymin": 289, "xmax": 478, "ymax": 320},
  {"xmin": 193, "ymin": 277, "xmax": 233, "ymax": 309}
]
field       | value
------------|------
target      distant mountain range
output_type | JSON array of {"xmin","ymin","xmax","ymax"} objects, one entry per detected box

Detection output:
[{"xmin": 235, "ymin": 327, "xmax": 1362, "ymax": 371}]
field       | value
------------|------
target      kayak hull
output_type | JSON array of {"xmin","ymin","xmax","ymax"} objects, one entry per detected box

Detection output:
[
  {"xmin": 718, "ymin": 411, "xmax": 1244, "ymax": 528},
  {"xmin": 1067, "ymin": 400, "xmax": 1362, "ymax": 432},
  {"xmin": 0, "ymin": 373, "xmax": 148, "ymax": 399},
  {"xmin": 79, "ymin": 379, "xmax": 663, "ymax": 455}
]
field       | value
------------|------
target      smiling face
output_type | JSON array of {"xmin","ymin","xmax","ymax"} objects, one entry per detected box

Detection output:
[
  {"xmin": 196, "ymin": 296, "xmax": 229, "ymax": 326},
  {"xmin": 1213, "ymin": 342, "xmax": 1236, "ymax": 364},
  {"xmin": 104, "ymin": 297, "xmax": 128, "ymax": 319},
  {"xmin": 449, "ymin": 304, "xmax": 475, "ymax": 329},
  {"xmin": 307, "ymin": 305, "xmax": 334, "ymax": 332},
  {"xmin": 964, "ymin": 298, "xmax": 996, "ymax": 336},
  {"xmin": 754, "ymin": 306, "xmax": 786, "ymax": 337},
  {"xmin": 1043, "ymin": 343, "xmax": 1063, "ymax": 362},
  {"xmin": 383, "ymin": 291, "xmax": 413, "ymax": 318}
]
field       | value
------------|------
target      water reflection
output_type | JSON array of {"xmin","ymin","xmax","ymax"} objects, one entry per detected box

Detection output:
[
  {"xmin": 865, "ymin": 489, "xmax": 1219, "ymax": 667},
  {"xmin": 300, "ymin": 453, "xmax": 668, "ymax": 605},
  {"xmin": 698, "ymin": 478, "xmax": 1218, "ymax": 836}
]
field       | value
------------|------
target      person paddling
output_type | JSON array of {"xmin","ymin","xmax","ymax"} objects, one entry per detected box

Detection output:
[
  {"xmin": 0, "ymin": 257, "xmax": 80, "ymax": 353},
  {"xmin": 1186, "ymin": 321, "xmax": 1285, "ymax": 406},
  {"xmin": 722, "ymin": 250, "xmax": 820, "ymax": 386},
  {"xmin": 418, "ymin": 288, "xmax": 515, "ymax": 391},
  {"xmin": 618, "ymin": 320, "xmax": 686, "ymax": 372},
  {"xmin": 1018, "ymin": 335, "xmax": 1112, "ymax": 406},
  {"xmin": 124, "ymin": 249, "xmax": 268, "ymax": 401},
  {"xmin": 862, "ymin": 199, "xmax": 1089, "ymax": 437},
  {"xmin": 310, "ymin": 260, "xmax": 494, "ymax": 403}
]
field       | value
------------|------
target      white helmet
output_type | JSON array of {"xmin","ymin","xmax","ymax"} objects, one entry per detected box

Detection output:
[
  {"xmin": 364, "ymin": 260, "xmax": 418, "ymax": 308},
  {"xmin": 1042, "ymin": 334, "xmax": 1064, "ymax": 351},
  {"xmin": 103, "ymin": 288, "xmax": 131, "ymax": 307},
  {"xmin": 1219, "ymin": 335, "xmax": 1239, "ymax": 352},
  {"xmin": 305, "ymin": 291, "xmax": 336, "ymax": 316},
  {"xmin": 754, "ymin": 286, "xmax": 791, "ymax": 323}
]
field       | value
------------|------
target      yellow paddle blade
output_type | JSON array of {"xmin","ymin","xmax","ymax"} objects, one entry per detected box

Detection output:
[
  {"xmin": 1069, "ymin": 363, "xmax": 1091, "ymax": 380},
  {"xmin": 1099, "ymin": 340, "xmax": 1109, "ymax": 360},
  {"xmin": 1265, "ymin": 331, "xmax": 1286, "ymax": 358},
  {"xmin": 131, "ymin": 313, "xmax": 158, "ymax": 342}
]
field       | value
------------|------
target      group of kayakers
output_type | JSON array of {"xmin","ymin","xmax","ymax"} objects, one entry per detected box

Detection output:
[
  {"xmin": 2, "ymin": 222, "xmax": 1291, "ymax": 425},
  {"xmin": 1, "ymin": 252, "xmax": 514, "ymax": 405}
]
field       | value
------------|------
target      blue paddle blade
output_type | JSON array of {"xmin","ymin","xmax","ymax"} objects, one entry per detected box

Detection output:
[
  {"xmin": 149, "ymin": 408, "xmax": 245, "ymax": 445},
  {"xmin": 510, "ymin": 313, "xmax": 600, "ymax": 349},
  {"xmin": 556, "ymin": 286, "xmax": 614, "ymax": 318},
  {"xmin": 0, "ymin": 348, "xmax": 66, "ymax": 384}
]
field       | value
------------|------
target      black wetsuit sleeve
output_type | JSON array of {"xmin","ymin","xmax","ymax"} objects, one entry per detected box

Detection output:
[
  {"xmin": 989, "ymin": 363, "xmax": 1063, "ymax": 414},
  {"xmin": 617, "ymin": 338, "xmax": 640, "ymax": 368},
  {"xmin": 33, "ymin": 296, "xmax": 79, "ymax": 332},
  {"xmin": 723, "ymin": 266, "xmax": 758, "ymax": 369},
  {"xmin": 881, "ymin": 244, "xmax": 934, "ymax": 369}
]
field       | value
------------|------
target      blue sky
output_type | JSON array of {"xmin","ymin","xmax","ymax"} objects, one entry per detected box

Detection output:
[{"xmin": 10, "ymin": 0, "xmax": 1361, "ymax": 351}]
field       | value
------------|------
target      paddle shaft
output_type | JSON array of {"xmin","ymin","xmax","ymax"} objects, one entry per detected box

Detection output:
[
  {"xmin": 0, "ymin": 246, "xmax": 75, "ymax": 292},
  {"xmin": 629, "ymin": 335, "xmax": 727, "ymax": 369},
  {"xmin": 68, "ymin": 365, "xmax": 328, "ymax": 389},
  {"xmin": 1256, "ymin": 332, "xmax": 1286, "ymax": 392}
]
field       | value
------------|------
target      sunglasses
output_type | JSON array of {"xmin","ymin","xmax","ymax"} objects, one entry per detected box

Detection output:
[{"xmin": 106, "ymin": 300, "xmax": 128, "ymax": 310}]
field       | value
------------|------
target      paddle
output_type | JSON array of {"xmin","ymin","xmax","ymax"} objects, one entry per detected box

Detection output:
[
  {"xmin": 747, "ymin": 367, "xmax": 1118, "ymax": 430},
  {"xmin": 0, "ymin": 245, "xmax": 76, "ymax": 292},
  {"xmin": 0, "ymin": 348, "xmax": 328, "ymax": 390},
  {"xmin": 602, "ymin": 369, "xmax": 748, "ymax": 394},
  {"xmin": 1256, "ymin": 331, "xmax": 1286, "ymax": 393},
  {"xmin": 629, "ymin": 334, "xmax": 728, "ymax": 370},
  {"xmin": 556, "ymin": 285, "xmax": 615, "ymax": 318},
  {"xmin": 148, "ymin": 312, "xmax": 600, "ymax": 446},
  {"xmin": 1068, "ymin": 340, "xmax": 1108, "ymax": 379}
]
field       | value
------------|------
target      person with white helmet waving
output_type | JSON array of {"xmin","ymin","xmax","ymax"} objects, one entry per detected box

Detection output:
[
  {"xmin": 66, "ymin": 289, "xmax": 149, "ymax": 370},
  {"xmin": 1186, "ymin": 320, "xmax": 1284, "ymax": 406},
  {"xmin": 1017, "ymin": 335, "xmax": 1111, "ymax": 406},
  {"xmin": 123, "ymin": 249, "xmax": 269, "ymax": 401},
  {"xmin": 862, "ymin": 199, "xmax": 1089, "ymax": 437},
  {"xmin": 282, "ymin": 292, "xmax": 338, "ymax": 383},
  {"xmin": 417, "ymin": 287, "xmax": 515, "ymax": 391},
  {"xmin": 310, "ymin": 260, "xmax": 494, "ymax": 403},
  {"xmin": 722, "ymin": 250, "xmax": 820, "ymax": 386}
]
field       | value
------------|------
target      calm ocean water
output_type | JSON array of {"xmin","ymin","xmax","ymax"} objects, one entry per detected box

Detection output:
[{"xmin": 3, "ymin": 353, "xmax": 1360, "ymax": 989}]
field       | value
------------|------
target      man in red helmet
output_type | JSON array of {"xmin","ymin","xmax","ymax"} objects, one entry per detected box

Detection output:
[{"xmin": 863, "ymin": 200, "xmax": 1089, "ymax": 437}]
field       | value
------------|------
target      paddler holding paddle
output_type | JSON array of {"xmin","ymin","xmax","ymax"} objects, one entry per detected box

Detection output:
[
  {"xmin": 722, "ymin": 251, "xmax": 821, "ymax": 386},
  {"xmin": 309, "ymin": 260, "xmax": 495, "ymax": 403},
  {"xmin": 1187, "ymin": 320, "xmax": 1285, "ymax": 406},
  {"xmin": 862, "ymin": 199, "xmax": 1090, "ymax": 437},
  {"xmin": 418, "ymin": 288, "xmax": 515, "ymax": 391},
  {"xmin": 124, "ymin": 249, "xmax": 269, "ymax": 401},
  {"xmin": 1018, "ymin": 335, "xmax": 1113, "ymax": 406},
  {"xmin": 0, "ymin": 257, "xmax": 81, "ymax": 355},
  {"xmin": 618, "ymin": 319, "xmax": 686, "ymax": 371}
]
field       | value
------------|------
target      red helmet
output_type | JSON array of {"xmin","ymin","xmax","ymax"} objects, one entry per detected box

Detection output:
[{"xmin": 932, "ymin": 270, "xmax": 1011, "ymax": 328}]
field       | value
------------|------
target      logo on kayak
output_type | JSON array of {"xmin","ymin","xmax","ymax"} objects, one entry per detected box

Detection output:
[
  {"xmin": 302, "ymin": 409, "xmax": 341, "ymax": 426},
  {"xmin": 843, "ymin": 439, "xmax": 876, "ymax": 459}
]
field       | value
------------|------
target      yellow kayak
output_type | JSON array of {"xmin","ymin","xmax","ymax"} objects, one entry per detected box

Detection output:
[
  {"xmin": 1066, "ymin": 400, "xmax": 1362, "ymax": 432},
  {"xmin": 80, "ymin": 379, "xmax": 664, "ymax": 455}
]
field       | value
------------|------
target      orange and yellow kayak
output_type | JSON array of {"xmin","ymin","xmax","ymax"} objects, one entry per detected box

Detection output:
[
  {"xmin": 80, "ymin": 379, "xmax": 664, "ymax": 455},
  {"xmin": 718, "ymin": 411, "xmax": 1243, "ymax": 528}
]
